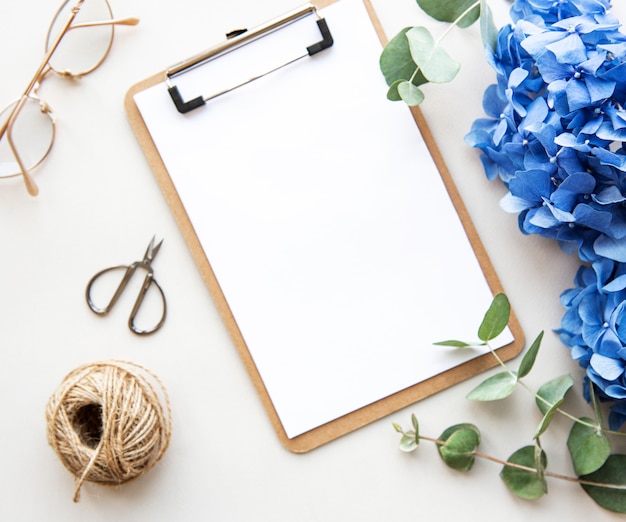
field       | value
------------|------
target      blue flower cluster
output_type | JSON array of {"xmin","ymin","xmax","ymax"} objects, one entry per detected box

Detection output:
[
  {"xmin": 466, "ymin": 0, "xmax": 626, "ymax": 426},
  {"xmin": 559, "ymin": 260, "xmax": 626, "ymax": 428}
]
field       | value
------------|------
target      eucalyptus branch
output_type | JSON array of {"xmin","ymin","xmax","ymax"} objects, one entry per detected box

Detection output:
[
  {"xmin": 397, "ymin": 426, "xmax": 626, "ymax": 492},
  {"xmin": 379, "ymin": 0, "xmax": 496, "ymax": 105},
  {"xmin": 398, "ymin": 293, "xmax": 626, "ymax": 510},
  {"xmin": 485, "ymin": 340, "xmax": 599, "ymax": 430},
  {"xmin": 485, "ymin": 339, "xmax": 626, "ymax": 438}
]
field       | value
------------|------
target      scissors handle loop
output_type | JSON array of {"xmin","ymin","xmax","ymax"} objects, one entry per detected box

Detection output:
[
  {"xmin": 86, "ymin": 264, "xmax": 167, "ymax": 335},
  {"xmin": 128, "ymin": 274, "xmax": 167, "ymax": 335},
  {"xmin": 86, "ymin": 264, "xmax": 133, "ymax": 314}
]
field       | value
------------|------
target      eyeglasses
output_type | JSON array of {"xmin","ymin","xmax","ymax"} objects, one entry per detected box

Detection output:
[{"xmin": 0, "ymin": 0, "xmax": 138, "ymax": 196}]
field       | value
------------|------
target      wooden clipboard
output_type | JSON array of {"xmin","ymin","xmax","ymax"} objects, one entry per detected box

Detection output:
[{"xmin": 125, "ymin": 0, "xmax": 524, "ymax": 453}]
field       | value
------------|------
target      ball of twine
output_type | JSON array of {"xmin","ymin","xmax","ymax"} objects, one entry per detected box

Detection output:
[{"xmin": 45, "ymin": 360, "xmax": 172, "ymax": 502}]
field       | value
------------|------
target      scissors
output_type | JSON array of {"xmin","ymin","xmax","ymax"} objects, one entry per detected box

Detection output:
[{"xmin": 86, "ymin": 237, "xmax": 167, "ymax": 335}]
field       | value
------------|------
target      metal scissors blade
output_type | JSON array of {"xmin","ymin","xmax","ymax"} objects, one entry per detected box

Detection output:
[
  {"xmin": 142, "ymin": 236, "xmax": 163, "ymax": 265},
  {"xmin": 86, "ymin": 236, "xmax": 167, "ymax": 335}
]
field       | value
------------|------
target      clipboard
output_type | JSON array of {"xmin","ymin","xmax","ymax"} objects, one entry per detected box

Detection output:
[{"xmin": 125, "ymin": 0, "xmax": 524, "ymax": 453}]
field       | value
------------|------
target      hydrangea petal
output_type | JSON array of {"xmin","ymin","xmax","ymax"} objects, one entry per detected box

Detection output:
[
  {"xmin": 546, "ymin": 33, "xmax": 588, "ymax": 63},
  {"xmin": 529, "ymin": 205, "xmax": 562, "ymax": 227},
  {"xmin": 521, "ymin": 29, "xmax": 565, "ymax": 57},
  {"xmin": 572, "ymin": 204, "xmax": 613, "ymax": 233},
  {"xmin": 500, "ymin": 192, "xmax": 532, "ymax": 212},
  {"xmin": 592, "ymin": 148, "xmax": 626, "ymax": 170},
  {"xmin": 565, "ymin": 80, "xmax": 592, "ymax": 111},
  {"xmin": 585, "ymin": 75, "xmax": 616, "ymax": 102},
  {"xmin": 603, "ymin": 274, "xmax": 626, "ymax": 292},
  {"xmin": 594, "ymin": 235, "xmax": 626, "ymax": 262},
  {"xmin": 593, "ymin": 186, "xmax": 626, "ymax": 205},
  {"xmin": 590, "ymin": 353, "xmax": 624, "ymax": 380},
  {"xmin": 604, "ymin": 385, "xmax": 626, "ymax": 399}
]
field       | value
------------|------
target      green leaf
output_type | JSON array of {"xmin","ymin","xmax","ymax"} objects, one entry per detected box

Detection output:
[
  {"xmin": 534, "ymin": 374, "xmax": 574, "ymax": 438},
  {"xmin": 397, "ymin": 81, "xmax": 425, "ymax": 106},
  {"xmin": 466, "ymin": 371, "xmax": 517, "ymax": 401},
  {"xmin": 500, "ymin": 446, "xmax": 548, "ymax": 500},
  {"xmin": 380, "ymin": 28, "xmax": 428, "ymax": 87},
  {"xmin": 416, "ymin": 0, "xmax": 480, "ymax": 28},
  {"xmin": 581, "ymin": 455, "xmax": 626, "ymax": 513},
  {"xmin": 399, "ymin": 432, "xmax": 418, "ymax": 452},
  {"xmin": 479, "ymin": 0, "xmax": 498, "ymax": 52},
  {"xmin": 405, "ymin": 27, "xmax": 460, "ymax": 84},
  {"xmin": 567, "ymin": 418, "xmax": 611, "ymax": 476},
  {"xmin": 433, "ymin": 339, "xmax": 476, "ymax": 348},
  {"xmin": 517, "ymin": 331, "xmax": 544, "ymax": 379},
  {"xmin": 536, "ymin": 374, "xmax": 574, "ymax": 415},
  {"xmin": 477, "ymin": 293, "xmax": 510, "ymax": 342},
  {"xmin": 395, "ymin": 415, "xmax": 420, "ymax": 452},
  {"xmin": 386, "ymin": 80, "xmax": 403, "ymax": 101},
  {"xmin": 437, "ymin": 424, "xmax": 481, "ymax": 471}
]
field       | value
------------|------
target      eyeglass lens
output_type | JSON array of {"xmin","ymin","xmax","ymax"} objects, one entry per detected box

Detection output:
[
  {"xmin": 46, "ymin": 0, "xmax": 115, "ymax": 77},
  {"xmin": 0, "ymin": 97, "xmax": 55, "ymax": 179}
]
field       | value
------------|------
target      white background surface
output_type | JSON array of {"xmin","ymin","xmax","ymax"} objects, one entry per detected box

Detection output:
[{"xmin": 1, "ymin": 0, "xmax": 626, "ymax": 520}]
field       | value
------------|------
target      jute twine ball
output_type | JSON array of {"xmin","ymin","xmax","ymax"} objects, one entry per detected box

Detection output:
[{"xmin": 45, "ymin": 360, "xmax": 172, "ymax": 502}]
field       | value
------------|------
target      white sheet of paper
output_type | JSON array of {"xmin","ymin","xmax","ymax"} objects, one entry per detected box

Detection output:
[{"xmin": 134, "ymin": 0, "xmax": 514, "ymax": 438}]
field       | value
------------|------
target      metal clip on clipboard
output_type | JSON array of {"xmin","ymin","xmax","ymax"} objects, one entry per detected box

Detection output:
[{"xmin": 165, "ymin": 3, "xmax": 334, "ymax": 114}]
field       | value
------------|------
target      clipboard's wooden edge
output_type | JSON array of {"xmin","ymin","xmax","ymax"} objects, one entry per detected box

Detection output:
[{"xmin": 124, "ymin": 0, "xmax": 525, "ymax": 455}]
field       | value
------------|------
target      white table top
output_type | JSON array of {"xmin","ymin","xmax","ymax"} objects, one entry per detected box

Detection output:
[{"xmin": 1, "ymin": 0, "xmax": 625, "ymax": 520}]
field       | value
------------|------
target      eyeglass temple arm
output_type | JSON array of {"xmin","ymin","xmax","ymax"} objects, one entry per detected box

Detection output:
[
  {"xmin": 68, "ymin": 17, "xmax": 140, "ymax": 30},
  {"xmin": 4, "ymin": 98, "xmax": 40, "ymax": 196}
]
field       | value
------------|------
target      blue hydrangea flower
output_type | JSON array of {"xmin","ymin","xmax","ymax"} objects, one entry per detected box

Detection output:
[
  {"xmin": 466, "ymin": 0, "xmax": 626, "ymax": 262},
  {"xmin": 469, "ymin": 0, "xmax": 626, "ymax": 425},
  {"xmin": 510, "ymin": 0, "xmax": 611, "ymax": 25},
  {"xmin": 558, "ymin": 260, "xmax": 626, "ymax": 428}
]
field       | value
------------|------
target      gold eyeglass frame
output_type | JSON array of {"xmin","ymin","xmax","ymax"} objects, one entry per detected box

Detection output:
[{"xmin": 0, "ymin": 0, "xmax": 138, "ymax": 196}]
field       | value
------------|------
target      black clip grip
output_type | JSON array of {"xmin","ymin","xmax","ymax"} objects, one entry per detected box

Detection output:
[
  {"xmin": 307, "ymin": 18, "xmax": 333, "ymax": 56},
  {"xmin": 168, "ymin": 86, "xmax": 205, "ymax": 114}
]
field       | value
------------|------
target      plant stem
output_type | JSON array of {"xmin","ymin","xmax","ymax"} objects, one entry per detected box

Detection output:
[{"xmin": 435, "ymin": 1, "xmax": 480, "ymax": 46}]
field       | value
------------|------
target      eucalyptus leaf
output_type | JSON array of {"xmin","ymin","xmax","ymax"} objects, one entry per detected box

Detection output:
[
  {"xmin": 466, "ymin": 371, "xmax": 517, "ymax": 401},
  {"xmin": 479, "ymin": 0, "xmax": 498, "ymax": 52},
  {"xmin": 581, "ymin": 455, "xmax": 626, "ymax": 513},
  {"xmin": 397, "ymin": 80, "xmax": 425, "ymax": 106},
  {"xmin": 535, "ymin": 408, "xmax": 558, "ymax": 439},
  {"xmin": 477, "ymin": 293, "xmax": 510, "ymax": 342},
  {"xmin": 380, "ymin": 28, "xmax": 428, "ymax": 87},
  {"xmin": 500, "ymin": 446, "xmax": 548, "ymax": 500},
  {"xmin": 405, "ymin": 27, "xmax": 460, "ymax": 84},
  {"xmin": 437, "ymin": 424, "xmax": 481, "ymax": 471},
  {"xmin": 411, "ymin": 414, "xmax": 419, "ymax": 433},
  {"xmin": 533, "ymin": 374, "xmax": 574, "ymax": 438},
  {"xmin": 416, "ymin": 0, "xmax": 480, "ymax": 28},
  {"xmin": 387, "ymin": 80, "xmax": 404, "ymax": 101},
  {"xmin": 400, "ymin": 432, "xmax": 419, "ymax": 452},
  {"xmin": 536, "ymin": 374, "xmax": 574, "ymax": 415},
  {"xmin": 517, "ymin": 331, "xmax": 544, "ymax": 379},
  {"xmin": 567, "ymin": 418, "xmax": 611, "ymax": 476},
  {"xmin": 433, "ymin": 340, "xmax": 475, "ymax": 348}
]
